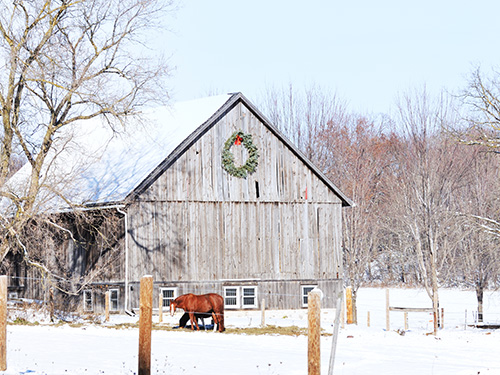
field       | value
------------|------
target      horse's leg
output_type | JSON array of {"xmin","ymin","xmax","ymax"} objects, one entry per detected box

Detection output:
[
  {"xmin": 179, "ymin": 313, "xmax": 190, "ymax": 328},
  {"xmin": 189, "ymin": 312, "xmax": 199, "ymax": 331},
  {"xmin": 211, "ymin": 312, "xmax": 219, "ymax": 332},
  {"xmin": 218, "ymin": 311, "xmax": 225, "ymax": 332}
]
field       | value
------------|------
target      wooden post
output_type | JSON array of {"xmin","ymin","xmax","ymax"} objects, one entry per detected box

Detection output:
[
  {"xmin": 433, "ymin": 309, "xmax": 438, "ymax": 335},
  {"xmin": 0, "ymin": 276, "xmax": 7, "ymax": 371},
  {"xmin": 441, "ymin": 308, "xmax": 444, "ymax": 329},
  {"xmin": 105, "ymin": 291, "xmax": 110, "ymax": 322},
  {"xmin": 340, "ymin": 293, "xmax": 345, "ymax": 329},
  {"xmin": 158, "ymin": 293, "xmax": 163, "ymax": 324},
  {"xmin": 328, "ymin": 291, "xmax": 343, "ymax": 375},
  {"xmin": 404, "ymin": 312, "xmax": 408, "ymax": 331},
  {"xmin": 367, "ymin": 311, "xmax": 370, "ymax": 328},
  {"xmin": 308, "ymin": 289, "xmax": 321, "ymax": 375},
  {"xmin": 138, "ymin": 275, "xmax": 153, "ymax": 375},
  {"xmin": 385, "ymin": 289, "xmax": 390, "ymax": 332},
  {"xmin": 260, "ymin": 299, "xmax": 266, "ymax": 327},
  {"xmin": 345, "ymin": 286, "xmax": 353, "ymax": 324}
]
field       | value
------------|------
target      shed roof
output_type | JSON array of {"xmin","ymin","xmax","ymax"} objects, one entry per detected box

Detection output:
[{"xmin": 5, "ymin": 93, "xmax": 352, "ymax": 210}]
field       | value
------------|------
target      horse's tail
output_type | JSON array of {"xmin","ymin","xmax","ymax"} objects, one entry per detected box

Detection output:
[{"xmin": 217, "ymin": 295, "xmax": 225, "ymax": 332}]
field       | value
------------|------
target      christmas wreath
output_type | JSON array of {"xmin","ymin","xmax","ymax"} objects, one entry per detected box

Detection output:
[{"xmin": 221, "ymin": 131, "xmax": 259, "ymax": 178}]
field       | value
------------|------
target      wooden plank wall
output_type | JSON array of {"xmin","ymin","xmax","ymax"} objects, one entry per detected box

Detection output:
[
  {"xmin": 123, "ymin": 101, "xmax": 345, "ymax": 309},
  {"xmin": 127, "ymin": 201, "xmax": 341, "ymax": 283},
  {"xmin": 141, "ymin": 102, "xmax": 342, "ymax": 204}
]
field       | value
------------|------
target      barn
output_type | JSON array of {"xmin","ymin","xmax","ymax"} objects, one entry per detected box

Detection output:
[{"xmin": 6, "ymin": 93, "xmax": 352, "ymax": 313}]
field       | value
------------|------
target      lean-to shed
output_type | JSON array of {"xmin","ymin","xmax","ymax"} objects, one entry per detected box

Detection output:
[{"xmin": 6, "ymin": 93, "xmax": 352, "ymax": 312}]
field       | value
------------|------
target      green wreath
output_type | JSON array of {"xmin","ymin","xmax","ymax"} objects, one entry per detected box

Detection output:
[{"xmin": 221, "ymin": 131, "xmax": 259, "ymax": 178}]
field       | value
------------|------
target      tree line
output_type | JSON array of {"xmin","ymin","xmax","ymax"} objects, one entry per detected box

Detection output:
[{"xmin": 259, "ymin": 81, "xmax": 500, "ymax": 327}]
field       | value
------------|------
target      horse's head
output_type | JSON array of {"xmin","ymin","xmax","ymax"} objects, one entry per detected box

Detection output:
[{"xmin": 170, "ymin": 300, "xmax": 177, "ymax": 316}]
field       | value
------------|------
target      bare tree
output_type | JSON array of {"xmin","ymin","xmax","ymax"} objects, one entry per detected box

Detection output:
[
  {"xmin": 319, "ymin": 115, "xmax": 396, "ymax": 323},
  {"xmin": 387, "ymin": 89, "xmax": 475, "ymax": 334},
  {"xmin": 0, "ymin": 1, "xmax": 174, "ymax": 279},
  {"xmin": 459, "ymin": 67, "xmax": 500, "ymax": 149},
  {"xmin": 6, "ymin": 209, "xmax": 124, "ymax": 305},
  {"xmin": 259, "ymin": 83, "xmax": 348, "ymax": 162},
  {"xmin": 447, "ymin": 66, "xmax": 500, "ymax": 321},
  {"xmin": 260, "ymin": 84, "xmax": 396, "ymax": 323},
  {"xmin": 452, "ymin": 149, "xmax": 500, "ymax": 322}
]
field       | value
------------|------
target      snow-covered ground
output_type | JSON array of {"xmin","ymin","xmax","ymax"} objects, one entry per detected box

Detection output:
[{"xmin": 4, "ymin": 288, "xmax": 500, "ymax": 374}]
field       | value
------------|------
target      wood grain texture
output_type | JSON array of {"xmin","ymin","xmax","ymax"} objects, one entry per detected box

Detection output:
[{"xmin": 117, "ymin": 101, "xmax": 345, "ymax": 310}]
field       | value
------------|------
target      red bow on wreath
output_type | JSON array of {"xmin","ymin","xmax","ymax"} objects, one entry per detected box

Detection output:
[{"xmin": 234, "ymin": 135, "xmax": 242, "ymax": 145}]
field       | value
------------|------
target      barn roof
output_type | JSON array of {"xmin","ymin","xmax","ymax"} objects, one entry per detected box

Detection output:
[{"xmin": 5, "ymin": 93, "xmax": 352, "ymax": 211}]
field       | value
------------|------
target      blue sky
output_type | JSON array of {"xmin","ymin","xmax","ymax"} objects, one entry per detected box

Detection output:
[{"xmin": 160, "ymin": 1, "xmax": 500, "ymax": 114}]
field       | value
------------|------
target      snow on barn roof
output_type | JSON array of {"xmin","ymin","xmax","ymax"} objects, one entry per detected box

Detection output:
[
  {"xmin": 4, "ymin": 92, "xmax": 352, "ymax": 213},
  {"xmin": 4, "ymin": 94, "xmax": 234, "ymax": 211},
  {"xmin": 77, "ymin": 93, "xmax": 235, "ymax": 205}
]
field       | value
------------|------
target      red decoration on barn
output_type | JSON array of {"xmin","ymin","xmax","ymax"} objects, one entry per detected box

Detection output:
[{"xmin": 234, "ymin": 135, "xmax": 242, "ymax": 145}]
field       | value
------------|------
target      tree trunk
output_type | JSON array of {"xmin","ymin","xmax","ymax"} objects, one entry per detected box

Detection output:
[
  {"xmin": 476, "ymin": 284, "xmax": 484, "ymax": 323},
  {"xmin": 430, "ymin": 243, "xmax": 440, "ymax": 335}
]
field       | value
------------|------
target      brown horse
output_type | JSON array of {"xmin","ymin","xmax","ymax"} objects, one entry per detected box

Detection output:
[{"xmin": 170, "ymin": 293, "xmax": 225, "ymax": 332}]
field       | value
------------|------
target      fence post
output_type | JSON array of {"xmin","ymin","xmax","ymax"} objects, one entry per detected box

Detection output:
[
  {"xmin": 158, "ymin": 293, "xmax": 163, "ymax": 324},
  {"xmin": 385, "ymin": 289, "xmax": 390, "ymax": 331},
  {"xmin": 345, "ymin": 286, "xmax": 353, "ymax": 324},
  {"xmin": 404, "ymin": 312, "xmax": 408, "ymax": 331},
  {"xmin": 138, "ymin": 275, "xmax": 153, "ymax": 375},
  {"xmin": 328, "ymin": 291, "xmax": 343, "ymax": 375},
  {"xmin": 308, "ymin": 289, "xmax": 321, "ymax": 375},
  {"xmin": 105, "ymin": 291, "xmax": 110, "ymax": 322},
  {"xmin": 367, "ymin": 311, "xmax": 370, "ymax": 328},
  {"xmin": 341, "ymin": 293, "xmax": 345, "ymax": 329},
  {"xmin": 260, "ymin": 298, "xmax": 266, "ymax": 327},
  {"xmin": 441, "ymin": 308, "xmax": 444, "ymax": 329},
  {"xmin": 0, "ymin": 276, "xmax": 7, "ymax": 371}
]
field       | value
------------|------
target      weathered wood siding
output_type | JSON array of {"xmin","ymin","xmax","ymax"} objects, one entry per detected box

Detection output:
[
  {"xmin": 126, "ymin": 102, "xmax": 343, "ymax": 290},
  {"xmin": 127, "ymin": 201, "xmax": 341, "ymax": 281},
  {"xmin": 141, "ymin": 102, "xmax": 341, "ymax": 203},
  {"xmin": 126, "ymin": 279, "xmax": 343, "ymax": 310},
  {"xmin": 13, "ymin": 99, "xmax": 347, "ymax": 312}
]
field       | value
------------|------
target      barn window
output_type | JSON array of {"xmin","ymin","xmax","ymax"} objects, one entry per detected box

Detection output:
[
  {"xmin": 8, "ymin": 292, "xmax": 18, "ymax": 300},
  {"xmin": 109, "ymin": 289, "xmax": 119, "ymax": 311},
  {"xmin": 224, "ymin": 286, "xmax": 258, "ymax": 309},
  {"xmin": 243, "ymin": 287, "xmax": 258, "ymax": 307},
  {"xmin": 160, "ymin": 287, "xmax": 178, "ymax": 307},
  {"xmin": 223, "ymin": 287, "xmax": 239, "ymax": 308},
  {"xmin": 301, "ymin": 285, "xmax": 317, "ymax": 307},
  {"xmin": 83, "ymin": 290, "xmax": 93, "ymax": 312}
]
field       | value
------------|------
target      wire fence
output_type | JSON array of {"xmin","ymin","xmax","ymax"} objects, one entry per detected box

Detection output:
[{"xmin": 5, "ymin": 274, "xmax": 500, "ymax": 333}]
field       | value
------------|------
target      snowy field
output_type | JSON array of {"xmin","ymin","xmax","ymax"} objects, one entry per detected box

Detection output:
[{"xmin": 4, "ymin": 287, "xmax": 500, "ymax": 375}]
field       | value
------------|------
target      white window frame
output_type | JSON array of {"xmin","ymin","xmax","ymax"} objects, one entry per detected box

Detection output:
[
  {"xmin": 109, "ymin": 288, "xmax": 119, "ymax": 311},
  {"xmin": 223, "ymin": 286, "xmax": 240, "ymax": 309},
  {"xmin": 224, "ymin": 286, "xmax": 258, "ymax": 309},
  {"xmin": 301, "ymin": 285, "xmax": 317, "ymax": 307},
  {"xmin": 241, "ymin": 286, "xmax": 258, "ymax": 308},
  {"xmin": 8, "ymin": 292, "xmax": 18, "ymax": 300},
  {"xmin": 83, "ymin": 290, "xmax": 93, "ymax": 312},
  {"xmin": 160, "ymin": 287, "xmax": 178, "ymax": 308}
]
